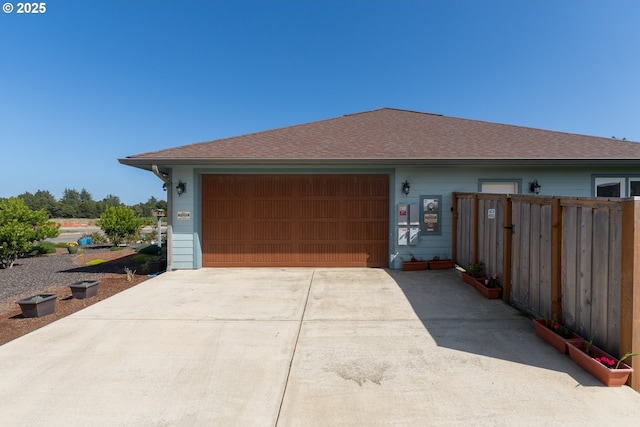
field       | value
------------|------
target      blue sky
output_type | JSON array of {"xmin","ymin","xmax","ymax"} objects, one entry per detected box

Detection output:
[{"xmin": 1, "ymin": 0, "xmax": 639, "ymax": 205}]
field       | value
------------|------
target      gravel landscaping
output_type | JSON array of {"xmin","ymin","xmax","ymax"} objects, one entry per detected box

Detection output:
[
  {"xmin": 0, "ymin": 246, "xmax": 153, "ymax": 346},
  {"xmin": 1, "ymin": 249, "xmax": 107, "ymax": 302}
]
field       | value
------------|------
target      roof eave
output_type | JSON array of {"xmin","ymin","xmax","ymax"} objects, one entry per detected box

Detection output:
[{"xmin": 119, "ymin": 157, "xmax": 640, "ymax": 171}]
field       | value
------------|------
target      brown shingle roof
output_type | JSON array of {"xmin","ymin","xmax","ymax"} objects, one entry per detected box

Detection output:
[{"xmin": 119, "ymin": 108, "xmax": 640, "ymax": 169}]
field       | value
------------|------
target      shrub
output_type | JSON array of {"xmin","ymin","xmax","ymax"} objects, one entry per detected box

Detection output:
[
  {"xmin": 137, "ymin": 244, "xmax": 161, "ymax": 255},
  {"xmin": 55, "ymin": 242, "xmax": 70, "ymax": 248},
  {"xmin": 89, "ymin": 232, "xmax": 108, "ymax": 244},
  {"xmin": 0, "ymin": 198, "xmax": 60, "ymax": 268},
  {"xmin": 96, "ymin": 206, "xmax": 143, "ymax": 246},
  {"xmin": 31, "ymin": 241, "xmax": 57, "ymax": 255}
]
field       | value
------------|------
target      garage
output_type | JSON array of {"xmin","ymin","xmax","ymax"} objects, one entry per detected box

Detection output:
[{"xmin": 202, "ymin": 174, "xmax": 389, "ymax": 267}]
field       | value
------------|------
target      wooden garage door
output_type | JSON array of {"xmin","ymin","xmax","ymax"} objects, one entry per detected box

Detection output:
[{"xmin": 202, "ymin": 174, "xmax": 389, "ymax": 267}]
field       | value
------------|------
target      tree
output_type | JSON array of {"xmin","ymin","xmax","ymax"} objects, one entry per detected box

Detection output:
[
  {"xmin": 0, "ymin": 198, "xmax": 60, "ymax": 268},
  {"xmin": 58, "ymin": 188, "xmax": 82, "ymax": 218},
  {"xmin": 96, "ymin": 206, "xmax": 143, "ymax": 246}
]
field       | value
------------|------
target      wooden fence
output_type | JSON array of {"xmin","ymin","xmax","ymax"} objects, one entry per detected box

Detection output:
[{"xmin": 453, "ymin": 193, "xmax": 640, "ymax": 390}]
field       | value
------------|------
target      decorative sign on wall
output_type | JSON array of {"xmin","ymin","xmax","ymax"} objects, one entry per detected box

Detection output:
[
  {"xmin": 177, "ymin": 211, "xmax": 191, "ymax": 221},
  {"xmin": 488, "ymin": 208, "xmax": 496, "ymax": 219}
]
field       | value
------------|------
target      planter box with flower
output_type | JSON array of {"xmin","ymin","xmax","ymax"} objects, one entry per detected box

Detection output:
[
  {"xmin": 533, "ymin": 318, "xmax": 585, "ymax": 354},
  {"xmin": 69, "ymin": 280, "xmax": 100, "ymax": 299},
  {"xmin": 567, "ymin": 340, "xmax": 637, "ymax": 387},
  {"xmin": 16, "ymin": 294, "xmax": 58, "ymax": 318},
  {"xmin": 67, "ymin": 242, "xmax": 78, "ymax": 254},
  {"xmin": 461, "ymin": 262, "xmax": 501, "ymax": 299},
  {"xmin": 428, "ymin": 256, "xmax": 454, "ymax": 270},
  {"xmin": 401, "ymin": 255, "xmax": 427, "ymax": 271}
]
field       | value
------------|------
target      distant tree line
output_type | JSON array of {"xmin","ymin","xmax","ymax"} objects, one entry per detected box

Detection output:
[{"xmin": 3, "ymin": 188, "xmax": 167, "ymax": 219}]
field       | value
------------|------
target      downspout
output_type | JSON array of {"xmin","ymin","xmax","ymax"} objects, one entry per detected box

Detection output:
[{"xmin": 152, "ymin": 164, "xmax": 173, "ymax": 271}]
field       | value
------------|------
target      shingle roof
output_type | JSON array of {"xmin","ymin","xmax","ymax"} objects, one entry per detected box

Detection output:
[{"xmin": 119, "ymin": 108, "xmax": 640, "ymax": 170}]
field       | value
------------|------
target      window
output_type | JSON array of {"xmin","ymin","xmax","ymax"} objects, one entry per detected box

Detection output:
[
  {"xmin": 630, "ymin": 178, "xmax": 640, "ymax": 197},
  {"xmin": 481, "ymin": 181, "xmax": 518, "ymax": 194},
  {"xmin": 593, "ymin": 176, "xmax": 640, "ymax": 197},
  {"xmin": 595, "ymin": 178, "xmax": 624, "ymax": 197}
]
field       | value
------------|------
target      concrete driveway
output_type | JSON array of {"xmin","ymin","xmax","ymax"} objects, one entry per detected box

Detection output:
[{"xmin": 1, "ymin": 268, "xmax": 640, "ymax": 426}]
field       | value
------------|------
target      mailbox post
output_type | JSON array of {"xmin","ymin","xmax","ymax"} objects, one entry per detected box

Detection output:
[{"xmin": 152, "ymin": 209, "xmax": 166, "ymax": 248}]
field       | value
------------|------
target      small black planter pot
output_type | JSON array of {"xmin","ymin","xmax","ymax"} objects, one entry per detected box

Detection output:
[
  {"xmin": 69, "ymin": 280, "xmax": 100, "ymax": 299},
  {"xmin": 16, "ymin": 294, "xmax": 58, "ymax": 318}
]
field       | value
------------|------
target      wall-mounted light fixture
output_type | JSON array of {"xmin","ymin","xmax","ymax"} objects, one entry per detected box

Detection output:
[
  {"xmin": 176, "ymin": 181, "xmax": 187, "ymax": 196},
  {"xmin": 402, "ymin": 180, "xmax": 411, "ymax": 195},
  {"xmin": 529, "ymin": 179, "xmax": 541, "ymax": 195}
]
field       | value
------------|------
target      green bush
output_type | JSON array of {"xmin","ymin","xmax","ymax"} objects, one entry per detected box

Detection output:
[
  {"xmin": 90, "ymin": 232, "xmax": 108, "ymax": 244},
  {"xmin": 31, "ymin": 241, "xmax": 57, "ymax": 255},
  {"xmin": 0, "ymin": 198, "xmax": 60, "ymax": 268},
  {"xmin": 55, "ymin": 242, "xmax": 71, "ymax": 248},
  {"xmin": 96, "ymin": 206, "xmax": 143, "ymax": 246},
  {"xmin": 110, "ymin": 246, "xmax": 126, "ymax": 252}
]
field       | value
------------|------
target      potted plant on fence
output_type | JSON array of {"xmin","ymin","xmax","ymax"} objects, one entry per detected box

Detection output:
[
  {"xmin": 16, "ymin": 294, "xmax": 58, "ymax": 318},
  {"xmin": 461, "ymin": 262, "xmax": 502, "ymax": 299},
  {"xmin": 533, "ymin": 317, "xmax": 585, "ymax": 354},
  {"xmin": 428, "ymin": 255, "xmax": 454, "ymax": 270},
  {"xmin": 462, "ymin": 261, "xmax": 485, "ymax": 284},
  {"xmin": 566, "ymin": 339, "xmax": 638, "ymax": 387},
  {"xmin": 401, "ymin": 255, "xmax": 428, "ymax": 271}
]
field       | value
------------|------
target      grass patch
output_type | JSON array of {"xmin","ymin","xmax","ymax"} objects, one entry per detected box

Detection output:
[
  {"xmin": 86, "ymin": 259, "xmax": 105, "ymax": 265},
  {"xmin": 110, "ymin": 247, "xmax": 126, "ymax": 252},
  {"xmin": 134, "ymin": 254, "xmax": 152, "ymax": 262},
  {"xmin": 31, "ymin": 242, "xmax": 57, "ymax": 255}
]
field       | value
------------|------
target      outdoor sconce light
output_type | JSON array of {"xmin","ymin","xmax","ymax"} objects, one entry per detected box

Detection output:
[
  {"xmin": 402, "ymin": 180, "xmax": 411, "ymax": 195},
  {"xmin": 176, "ymin": 181, "xmax": 186, "ymax": 196},
  {"xmin": 529, "ymin": 179, "xmax": 541, "ymax": 195}
]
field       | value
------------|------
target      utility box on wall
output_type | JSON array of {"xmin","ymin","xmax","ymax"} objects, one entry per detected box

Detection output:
[
  {"xmin": 420, "ymin": 195, "xmax": 442, "ymax": 235},
  {"xmin": 397, "ymin": 203, "xmax": 420, "ymax": 245}
]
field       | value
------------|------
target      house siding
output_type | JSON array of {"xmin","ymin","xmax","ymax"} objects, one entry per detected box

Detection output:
[{"xmin": 164, "ymin": 164, "xmax": 640, "ymax": 270}]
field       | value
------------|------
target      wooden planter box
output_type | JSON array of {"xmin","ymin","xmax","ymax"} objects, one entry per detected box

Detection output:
[
  {"xmin": 16, "ymin": 294, "xmax": 58, "ymax": 318},
  {"xmin": 461, "ymin": 273, "xmax": 501, "ymax": 299},
  {"xmin": 533, "ymin": 318, "xmax": 585, "ymax": 354},
  {"xmin": 428, "ymin": 259, "xmax": 454, "ymax": 270},
  {"xmin": 69, "ymin": 280, "xmax": 100, "ymax": 299},
  {"xmin": 402, "ymin": 261, "xmax": 428, "ymax": 271},
  {"xmin": 567, "ymin": 340, "xmax": 633, "ymax": 387}
]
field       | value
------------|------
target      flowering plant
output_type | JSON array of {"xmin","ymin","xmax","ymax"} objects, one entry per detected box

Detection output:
[
  {"xmin": 67, "ymin": 242, "xmax": 78, "ymax": 247},
  {"xmin": 585, "ymin": 338, "xmax": 640, "ymax": 369},
  {"xmin": 484, "ymin": 273, "xmax": 499, "ymax": 288},
  {"xmin": 542, "ymin": 316, "xmax": 572, "ymax": 338}
]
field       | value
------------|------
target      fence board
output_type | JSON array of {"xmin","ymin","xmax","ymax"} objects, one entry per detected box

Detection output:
[
  {"xmin": 592, "ymin": 208, "xmax": 610, "ymax": 347},
  {"xmin": 608, "ymin": 209, "xmax": 622, "ymax": 354},
  {"xmin": 512, "ymin": 200, "xmax": 522, "ymax": 306},
  {"xmin": 562, "ymin": 206, "xmax": 578, "ymax": 327},
  {"xmin": 530, "ymin": 203, "xmax": 541, "ymax": 314},
  {"xmin": 540, "ymin": 203, "xmax": 553, "ymax": 317},
  {"xmin": 577, "ymin": 207, "xmax": 593, "ymax": 337}
]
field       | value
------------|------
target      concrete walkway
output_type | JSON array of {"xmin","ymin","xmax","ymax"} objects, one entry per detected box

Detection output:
[{"xmin": 1, "ymin": 268, "xmax": 640, "ymax": 426}]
